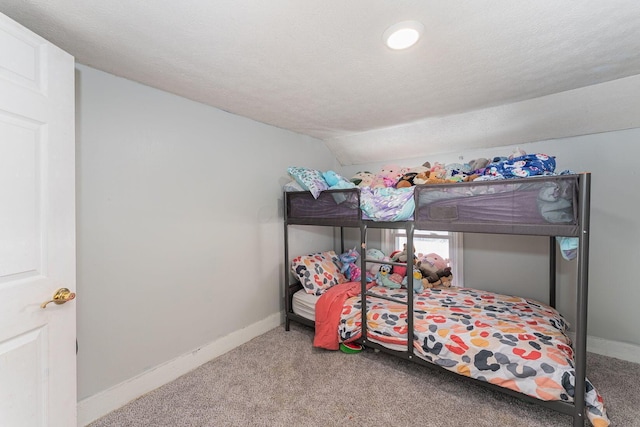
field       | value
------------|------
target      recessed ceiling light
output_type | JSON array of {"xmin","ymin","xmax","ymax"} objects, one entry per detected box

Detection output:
[{"xmin": 383, "ymin": 21, "xmax": 424, "ymax": 50}]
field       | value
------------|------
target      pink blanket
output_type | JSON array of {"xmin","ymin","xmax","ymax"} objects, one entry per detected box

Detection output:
[{"xmin": 313, "ymin": 281, "xmax": 374, "ymax": 350}]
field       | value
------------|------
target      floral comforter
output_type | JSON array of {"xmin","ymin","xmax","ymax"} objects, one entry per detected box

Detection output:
[{"xmin": 336, "ymin": 285, "xmax": 609, "ymax": 427}]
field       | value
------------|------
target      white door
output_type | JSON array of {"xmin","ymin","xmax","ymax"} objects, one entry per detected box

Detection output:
[{"xmin": 0, "ymin": 13, "xmax": 76, "ymax": 427}]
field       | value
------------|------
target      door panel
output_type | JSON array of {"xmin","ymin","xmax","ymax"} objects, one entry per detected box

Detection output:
[{"xmin": 0, "ymin": 12, "xmax": 76, "ymax": 427}]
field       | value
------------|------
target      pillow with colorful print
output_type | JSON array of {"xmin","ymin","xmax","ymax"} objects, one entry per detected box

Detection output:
[
  {"xmin": 291, "ymin": 251, "xmax": 346, "ymax": 295},
  {"xmin": 287, "ymin": 166, "xmax": 328, "ymax": 199}
]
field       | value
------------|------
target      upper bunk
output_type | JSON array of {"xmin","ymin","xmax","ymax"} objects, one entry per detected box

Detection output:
[{"xmin": 285, "ymin": 173, "xmax": 589, "ymax": 237}]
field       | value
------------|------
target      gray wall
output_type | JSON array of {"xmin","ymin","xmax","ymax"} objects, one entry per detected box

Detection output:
[
  {"xmin": 339, "ymin": 128, "xmax": 640, "ymax": 348},
  {"xmin": 75, "ymin": 65, "xmax": 336, "ymax": 400}
]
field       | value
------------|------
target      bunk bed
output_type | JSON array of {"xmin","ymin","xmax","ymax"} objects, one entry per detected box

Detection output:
[{"xmin": 283, "ymin": 173, "xmax": 608, "ymax": 427}]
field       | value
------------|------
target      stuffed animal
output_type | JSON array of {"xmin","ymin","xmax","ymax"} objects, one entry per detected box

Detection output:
[
  {"xmin": 468, "ymin": 157, "xmax": 490, "ymax": 173},
  {"xmin": 323, "ymin": 170, "xmax": 355, "ymax": 189},
  {"xmin": 401, "ymin": 266, "xmax": 425, "ymax": 293},
  {"xmin": 417, "ymin": 260, "xmax": 440, "ymax": 285},
  {"xmin": 373, "ymin": 164, "xmax": 407, "ymax": 188},
  {"xmin": 395, "ymin": 172, "xmax": 418, "ymax": 188},
  {"xmin": 390, "ymin": 243, "xmax": 414, "ymax": 263},
  {"xmin": 389, "ymin": 243, "xmax": 418, "ymax": 277},
  {"xmin": 444, "ymin": 163, "xmax": 471, "ymax": 179},
  {"xmin": 365, "ymin": 248, "xmax": 386, "ymax": 274},
  {"xmin": 408, "ymin": 161, "xmax": 431, "ymax": 174},
  {"xmin": 416, "ymin": 252, "xmax": 449, "ymax": 286},
  {"xmin": 508, "ymin": 147, "xmax": 527, "ymax": 160},
  {"xmin": 429, "ymin": 162, "xmax": 447, "ymax": 180},
  {"xmin": 339, "ymin": 248, "xmax": 361, "ymax": 282},
  {"xmin": 375, "ymin": 264, "xmax": 401, "ymax": 289},
  {"xmin": 413, "ymin": 171, "xmax": 430, "ymax": 185},
  {"xmin": 436, "ymin": 267, "xmax": 453, "ymax": 287},
  {"xmin": 419, "ymin": 253, "xmax": 448, "ymax": 271},
  {"xmin": 350, "ymin": 171, "xmax": 375, "ymax": 188}
]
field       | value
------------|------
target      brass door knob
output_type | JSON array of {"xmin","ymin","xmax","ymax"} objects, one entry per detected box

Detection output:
[{"xmin": 41, "ymin": 288, "xmax": 76, "ymax": 309}]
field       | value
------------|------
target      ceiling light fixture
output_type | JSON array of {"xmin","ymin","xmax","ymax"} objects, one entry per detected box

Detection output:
[{"xmin": 383, "ymin": 21, "xmax": 424, "ymax": 50}]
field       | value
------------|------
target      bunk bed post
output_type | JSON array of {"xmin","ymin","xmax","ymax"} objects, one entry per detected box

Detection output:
[
  {"xmin": 406, "ymin": 222, "xmax": 415, "ymax": 358},
  {"xmin": 573, "ymin": 173, "xmax": 591, "ymax": 427},
  {"xmin": 549, "ymin": 237, "xmax": 557, "ymax": 308},
  {"xmin": 360, "ymin": 222, "xmax": 368, "ymax": 346},
  {"xmin": 283, "ymin": 193, "xmax": 291, "ymax": 331}
]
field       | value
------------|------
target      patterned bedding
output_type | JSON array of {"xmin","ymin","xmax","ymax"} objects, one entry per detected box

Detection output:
[{"xmin": 336, "ymin": 285, "xmax": 609, "ymax": 427}]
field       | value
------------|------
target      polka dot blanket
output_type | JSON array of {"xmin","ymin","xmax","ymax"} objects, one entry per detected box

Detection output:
[{"xmin": 337, "ymin": 286, "xmax": 609, "ymax": 426}]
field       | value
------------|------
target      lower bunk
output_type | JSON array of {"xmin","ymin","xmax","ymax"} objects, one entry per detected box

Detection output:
[{"xmin": 288, "ymin": 283, "xmax": 609, "ymax": 427}]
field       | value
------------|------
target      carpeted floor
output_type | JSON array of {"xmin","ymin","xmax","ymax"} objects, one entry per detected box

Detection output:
[{"xmin": 89, "ymin": 324, "xmax": 640, "ymax": 427}]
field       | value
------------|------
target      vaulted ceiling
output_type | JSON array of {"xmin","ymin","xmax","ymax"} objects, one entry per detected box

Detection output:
[{"xmin": 2, "ymin": 1, "xmax": 640, "ymax": 165}]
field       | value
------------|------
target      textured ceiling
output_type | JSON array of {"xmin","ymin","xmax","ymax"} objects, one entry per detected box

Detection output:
[{"xmin": 2, "ymin": 1, "xmax": 640, "ymax": 165}]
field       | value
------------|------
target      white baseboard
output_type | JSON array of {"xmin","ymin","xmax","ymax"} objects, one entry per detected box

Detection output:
[
  {"xmin": 564, "ymin": 332, "xmax": 640, "ymax": 364},
  {"xmin": 586, "ymin": 335, "xmax": 640, "ymax": 365},
  {"xmin": 77, "ymin": 312, "xmax": 283, "ymax": 426}
]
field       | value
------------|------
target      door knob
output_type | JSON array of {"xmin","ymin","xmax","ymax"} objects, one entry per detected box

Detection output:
[{"xmin": 41, "ymin": 288, "xmax": 76, "ymax": 309}]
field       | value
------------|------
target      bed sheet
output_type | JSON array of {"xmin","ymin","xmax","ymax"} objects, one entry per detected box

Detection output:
[{"xmin": 336, "ymin": 285, "xmax": 609, "ymax": 427}]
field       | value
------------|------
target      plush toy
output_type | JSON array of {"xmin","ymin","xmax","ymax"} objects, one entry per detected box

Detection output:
[
  {"xmin": 365, "ymin": 248, "xmax": 386, "ymax": 273},
  {"xmin": 375, "ymin": 264, "xmax": 401, "ymax": 289},
  {"xmin": 413, "ymin": 171, "xmax": 430, "ymax": 185},
  {"xmin": 468, "ymin": 157, "xmax": 490, "ymax": 173},
  {"xmin": 389, "ymin": 243, "xmax": 418, "ymax": 277},
  {"xmin": 350, "ymin": 171, "xmax": 375, "ymax": 188},
  {"xmin": 395, "ymin": 172, "xmax": 418, "ymax": 188},
  {"xmin": 419, "ymin": 253, "xmax": 448, "ymax": 271},
  {"xmin": 417, "ymin": 260, "xmax": 440, "ymax": 285},
  {"xmin": 508, "ymin": 147, "xmax": 527, "ymax": 160},
  {"xmin": 425, "ymin": 176, "xmax": 449, "ymax": 184},
  {"xmin": 401, "ymin": 266, "xmax": 425, "ymax": 293},
  {"xmin": 436, "ymin": 267, "xmax": 453, "ymax": 287},
  {"xmin": 390, "ymin": 243, "xmax": 414, "ymax": 263},
  {"xmin": 373, "ymin": 164, "xmax": 407, "ymax": 188},
  {"xmin": 429, "ymin": 162, "xmax": 447, "ymax": 180},
  {"xmin": 397, "ymin": 161, "xmax": 434, "ymax": 188},
  {"xmin": 408, "ymin": 161, "xmax": 431, "ymax": 174},
  {"xmin": 323, "ymin": 170, "xmax": 355, "ymax": 189},
  {"xmin": 444, "ymin": 163, "xmax": 471, "ymax": 179},
  {"xmin": 339, "ymin": 248, "xmax": 361, "ymax": 282},
  {"xmin": 417, "ymin": 252, "xmax": 449, "ymax": 285}
]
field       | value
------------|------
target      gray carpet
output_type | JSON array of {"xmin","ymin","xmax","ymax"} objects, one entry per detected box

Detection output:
[{"xmin": 89, "ymin": 324, "xmax": 640, "ymax": 427}]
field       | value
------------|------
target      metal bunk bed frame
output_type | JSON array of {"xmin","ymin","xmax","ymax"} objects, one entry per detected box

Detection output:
[{"xmin": 283, "ymin": 173, "xmax": 591, "ymax": 427}]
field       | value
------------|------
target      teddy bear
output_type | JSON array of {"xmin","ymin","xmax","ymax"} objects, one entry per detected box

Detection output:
[
  {"xmin": 390, "ymin": 243, "xmax": 416, "ymax": 263},
  {"xmin": 389, "ymin": 243, "xmax": 418, "ymax": 277}
]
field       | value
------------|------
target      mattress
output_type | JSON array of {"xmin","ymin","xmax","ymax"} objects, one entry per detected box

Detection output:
[
  {"xmin": 332, "ymin": 285, "xmax": 608, "ymax": 426},
  {"xmin": 292, "ymin": 289, "xmax": 319, "ymax": 321}
]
